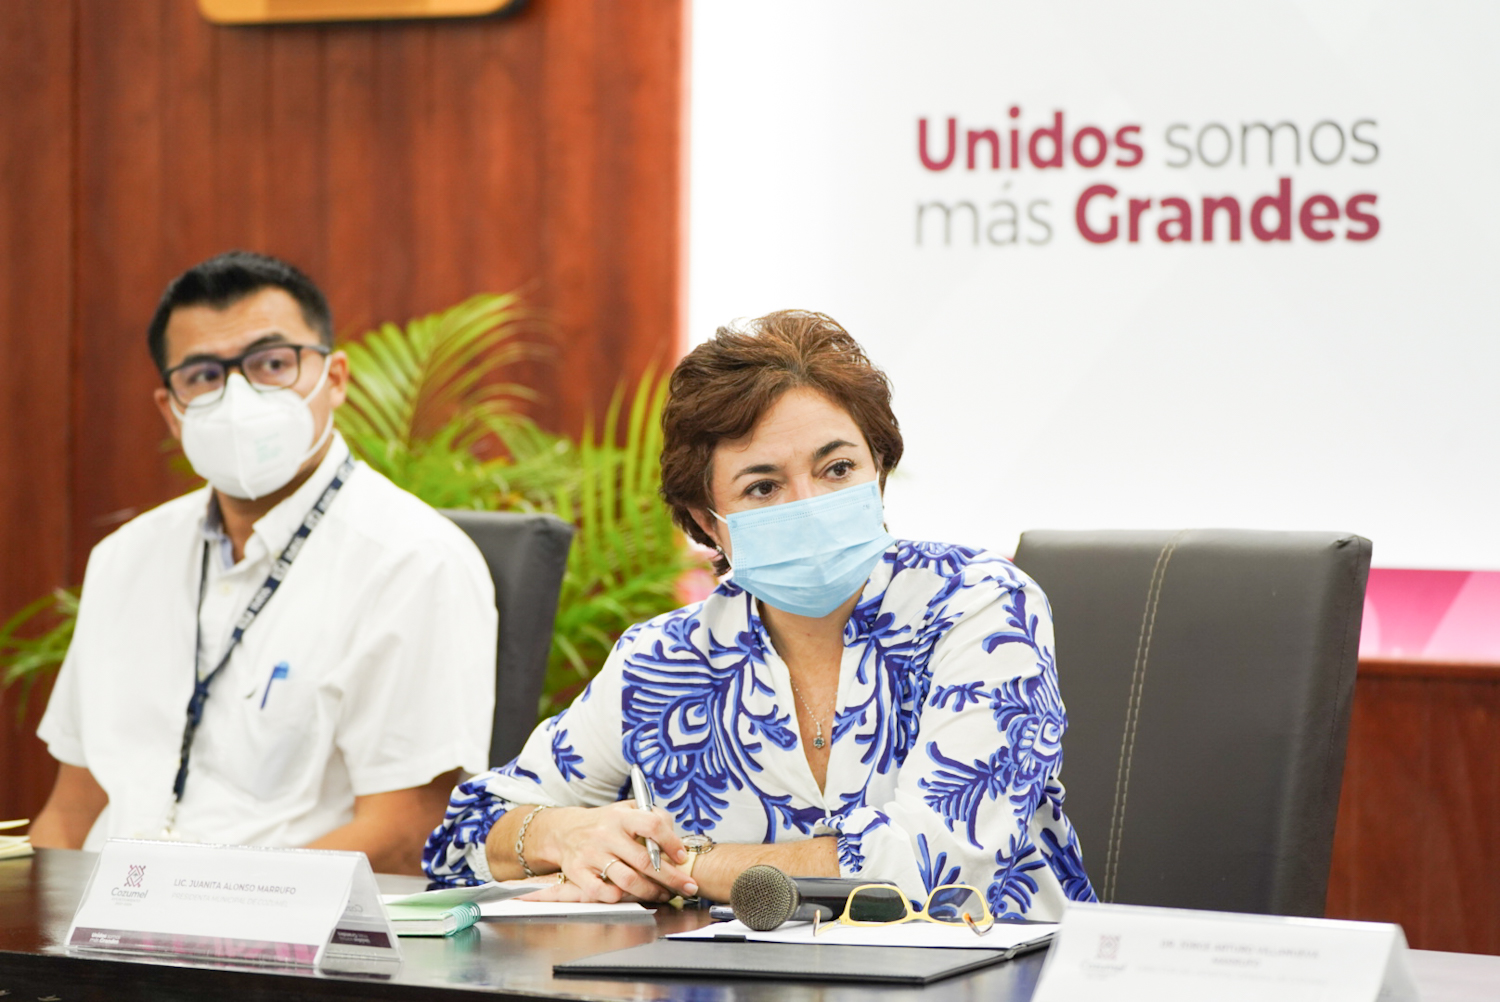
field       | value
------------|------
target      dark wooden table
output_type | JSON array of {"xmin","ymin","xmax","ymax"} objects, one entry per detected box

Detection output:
[
  {"xmin": 2, "ymin": 850, "xmax": 1496, "ymax": 1002},
  {"xmin": 1, "ymin": 849, "xmax": 1051, "ymax": 1001}
]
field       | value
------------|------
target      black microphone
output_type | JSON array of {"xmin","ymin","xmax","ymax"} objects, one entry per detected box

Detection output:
[{"xmin": 729, "ymin": 864, "xmax": 895, "ymax": 931}]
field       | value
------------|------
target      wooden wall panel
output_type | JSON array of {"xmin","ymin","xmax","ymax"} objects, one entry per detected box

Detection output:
[
  {"xmin": 0, "ymin": 3, "xmax": 76, "ymax": 823},
  {"xmin": 159, "ymin": 1, "xmax": 216, "ymax": 270},
  {"xmin": 58, "ymin": 0, "xmax": 684, "ymax": 570},
  {"xmin": 324, "ymin": 26, "xmax": 382, "ymax": 325},
  {"xmin": 74, "ymin": 1, "xmax": 188, "ymax": 555},
  {"xmin": 1, "ymin": 0, "xmax": 685, "ymax": 821},
  {"xmin": 1326, "ymin": 662, "xmax": 1500, "ymax": 954},
  {"xmin": 1426, "ymin": 676, "xmax": 1500, "ymax": 950}
]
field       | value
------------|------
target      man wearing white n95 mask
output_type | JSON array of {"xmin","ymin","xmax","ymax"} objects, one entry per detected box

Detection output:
[{"xmin": 31, "ymin": 250, "xmax": 497, "ymax": 874}]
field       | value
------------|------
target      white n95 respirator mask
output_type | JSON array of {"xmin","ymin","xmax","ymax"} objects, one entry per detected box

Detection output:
[{"xmin": 174, "ymin": 361, "xmax": 333, "ymax": 501}]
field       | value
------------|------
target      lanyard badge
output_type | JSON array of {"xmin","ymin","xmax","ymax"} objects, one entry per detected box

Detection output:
[{"xmin": 162, "ymin": 454, "xmax": 355, "ymax": 838}]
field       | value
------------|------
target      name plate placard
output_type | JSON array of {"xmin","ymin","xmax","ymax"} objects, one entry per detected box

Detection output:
[
  {"xmin": 1031, "ymin": 901, "xmax": 1418, "ymax": 1002},
  {"xmin": 67, "ymin": 838, "xmax": 399, "ymax": 972}
]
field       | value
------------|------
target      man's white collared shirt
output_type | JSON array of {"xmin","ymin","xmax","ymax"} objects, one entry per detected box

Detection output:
[{"xmin": 37, "ymin": 435, "xmax": 498, "ymax": 850}]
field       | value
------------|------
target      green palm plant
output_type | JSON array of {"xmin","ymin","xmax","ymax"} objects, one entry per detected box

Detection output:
[
  {"xmin": 331, "ymin": 293, "xmax": 702, "ymax": 716},
  {"xmin": 0, "ymin": 588, "xmax": 78, "ymax": 722},
  {"xmin": 1, "ymin": 292, "xmax": 704, "ymax": 726},
  {"xmin": 336, "ymin": 292, "xmax": 571, "ymax": 512},
  {"xmin": 543, "ymin": 370, "xmax": 695, "ymax": 715}
]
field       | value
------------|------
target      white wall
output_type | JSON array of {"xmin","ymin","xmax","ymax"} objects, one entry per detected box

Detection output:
[{"xmin": 688, "ymin": 1, "xmax": 1500, "ymax": 569}]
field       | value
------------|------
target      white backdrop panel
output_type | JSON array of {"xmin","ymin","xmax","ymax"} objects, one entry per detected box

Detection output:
[{"xmin": 688, "ymin": 1, "xmax": 1500, "ymax": 569}]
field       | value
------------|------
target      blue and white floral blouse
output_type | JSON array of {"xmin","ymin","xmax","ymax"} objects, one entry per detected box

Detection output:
[{"xmin": 423, "ymin": 540, "xmax": 1097, "ymax": 919}]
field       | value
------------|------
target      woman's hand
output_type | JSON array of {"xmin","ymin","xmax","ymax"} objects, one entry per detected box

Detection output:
[
  {"xmin": 686, "ymin": 836, "xmax": 838, "ymax": 903},
  {"xmin": 512, "ymin": 802, "xmax": 697, "ymax": 903}
]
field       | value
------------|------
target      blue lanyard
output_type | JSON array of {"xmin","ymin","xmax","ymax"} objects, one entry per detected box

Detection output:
[{"xmin": 171, "ymin": 455, "xmax": 357, "ymax": 804}]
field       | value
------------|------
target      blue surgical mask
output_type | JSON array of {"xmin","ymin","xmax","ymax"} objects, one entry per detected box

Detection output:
[{"xmin": 713, "ymin": 480, "xmax": 895, "ymax": 618}]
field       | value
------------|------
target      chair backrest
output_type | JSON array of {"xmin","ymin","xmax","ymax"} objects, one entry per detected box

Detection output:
[
  {"xmin": 1012, "ymin": 528, "xmax": 1371, "ymax": 917},
  {"xmin": 442, "ymin": 510, "xmax": 575, "ymax": 767}
]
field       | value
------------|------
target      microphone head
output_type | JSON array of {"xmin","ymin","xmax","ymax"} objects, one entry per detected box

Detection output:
[{"xmin": 730, "ymin": 864, "xmax": 799, "ymax": 931}]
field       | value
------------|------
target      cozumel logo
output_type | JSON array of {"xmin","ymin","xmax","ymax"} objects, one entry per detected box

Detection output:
[{"xmin": 124, "ymin": 864, "xmax": 146, "ymax": 888}]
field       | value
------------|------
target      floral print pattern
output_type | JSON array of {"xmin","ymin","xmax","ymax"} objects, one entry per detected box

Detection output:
[{"xmin": 423, "ymin": 541, "xmax": 1096, "ymax": 918}]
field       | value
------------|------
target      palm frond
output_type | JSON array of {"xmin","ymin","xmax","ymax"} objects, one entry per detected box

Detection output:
[
  {"xmin": 338, "ymin": 292, "xmax": 540, "ymax": 451},
  {"xmin": 0, "ymin": 588, "xmax": 78, "ymax": 720},
  {"xmin": 540, "ymin": 370, "xmax": 705, "ymax": 718}
]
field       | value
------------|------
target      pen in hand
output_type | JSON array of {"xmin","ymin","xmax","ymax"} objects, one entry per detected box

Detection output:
[{"xmin": 629, "ymin": 764, "xmax": 662, "ymax": 872}]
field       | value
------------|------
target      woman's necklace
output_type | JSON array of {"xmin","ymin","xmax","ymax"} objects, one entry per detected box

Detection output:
[{"xmin": 787, "ymin": 676, "xmax": 828, "ymax": 749}]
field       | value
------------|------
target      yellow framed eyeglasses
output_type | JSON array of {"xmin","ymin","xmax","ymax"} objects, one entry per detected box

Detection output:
[{"xmin": 814, "ymin": 882, "xmax": 994, "ymax": 937}]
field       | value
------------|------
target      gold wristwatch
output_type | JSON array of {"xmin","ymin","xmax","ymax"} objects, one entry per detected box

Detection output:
[{"xmin": 681, "ymin": 833, "xmax": 715, "ymax": 880}]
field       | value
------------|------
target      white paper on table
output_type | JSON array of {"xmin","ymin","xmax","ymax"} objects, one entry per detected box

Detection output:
[
  {"xmin": 380, "ymin": 880, "xmax": 545, "ymax": 910},
  {"xmin": 478, "ymin": 900, "xmax": 650, "ymax": 919},
  {"xmin": 0, "ymin": 819, "xmax": 33, "ymax": 860},
  {"xmin": 668, "ymin": 918, "xmax": 1057, "ymax": 951},
  {"xmin": 0, "ymin": 836, "xmax": 33, "ymax": 860}
]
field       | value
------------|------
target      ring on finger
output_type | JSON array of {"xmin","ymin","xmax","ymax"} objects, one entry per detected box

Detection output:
[
  {"xmin": 599, "ymin": 859, "xmax": 621, "ymax": 885},
  {"xmin": 556, "ymin": 871, "xmax": 568, "ymax": 885}
]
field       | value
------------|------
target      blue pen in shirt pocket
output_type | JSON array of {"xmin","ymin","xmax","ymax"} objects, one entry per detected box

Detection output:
[{"xmin": 259, "ymin": 661, "xmax": 290, "ymax": 709}]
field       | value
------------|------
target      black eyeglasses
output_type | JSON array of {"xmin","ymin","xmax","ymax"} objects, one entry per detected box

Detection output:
[{"xmin": 162, "ymin": 344, "xmax": 330, "ymax": 407}]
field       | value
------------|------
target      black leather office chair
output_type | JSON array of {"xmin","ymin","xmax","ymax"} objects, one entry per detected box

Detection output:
[
  {"xmin": 1012, "ymin": 529, "xmax": 1371, "ymax": 917},
  {"xmin": 443, "ymin": 510, "xmax": 575, "ymax": 767}
]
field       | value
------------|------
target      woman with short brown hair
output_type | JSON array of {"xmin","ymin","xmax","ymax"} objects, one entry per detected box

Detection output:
[
  {"xmin": 660, "ymin": 310, "xmax": 903, "ymax": 573},
  {"xmin": 425, "ymin": 310, "xmax": 1096, "ymax": 920}
]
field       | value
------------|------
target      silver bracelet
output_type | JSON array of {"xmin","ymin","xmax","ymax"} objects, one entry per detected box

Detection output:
[{"xmin": 514, "ymin": 804, "xmax": 552, "ymax": 878}]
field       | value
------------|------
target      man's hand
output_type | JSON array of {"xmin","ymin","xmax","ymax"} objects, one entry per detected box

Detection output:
[
  {"xmin": 306, "ymin": 769, "xmax": 458, "ymax": 874},
  {"xmin": 30, "ymin": 764, "xmax": 109, "ymax": 849}
]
